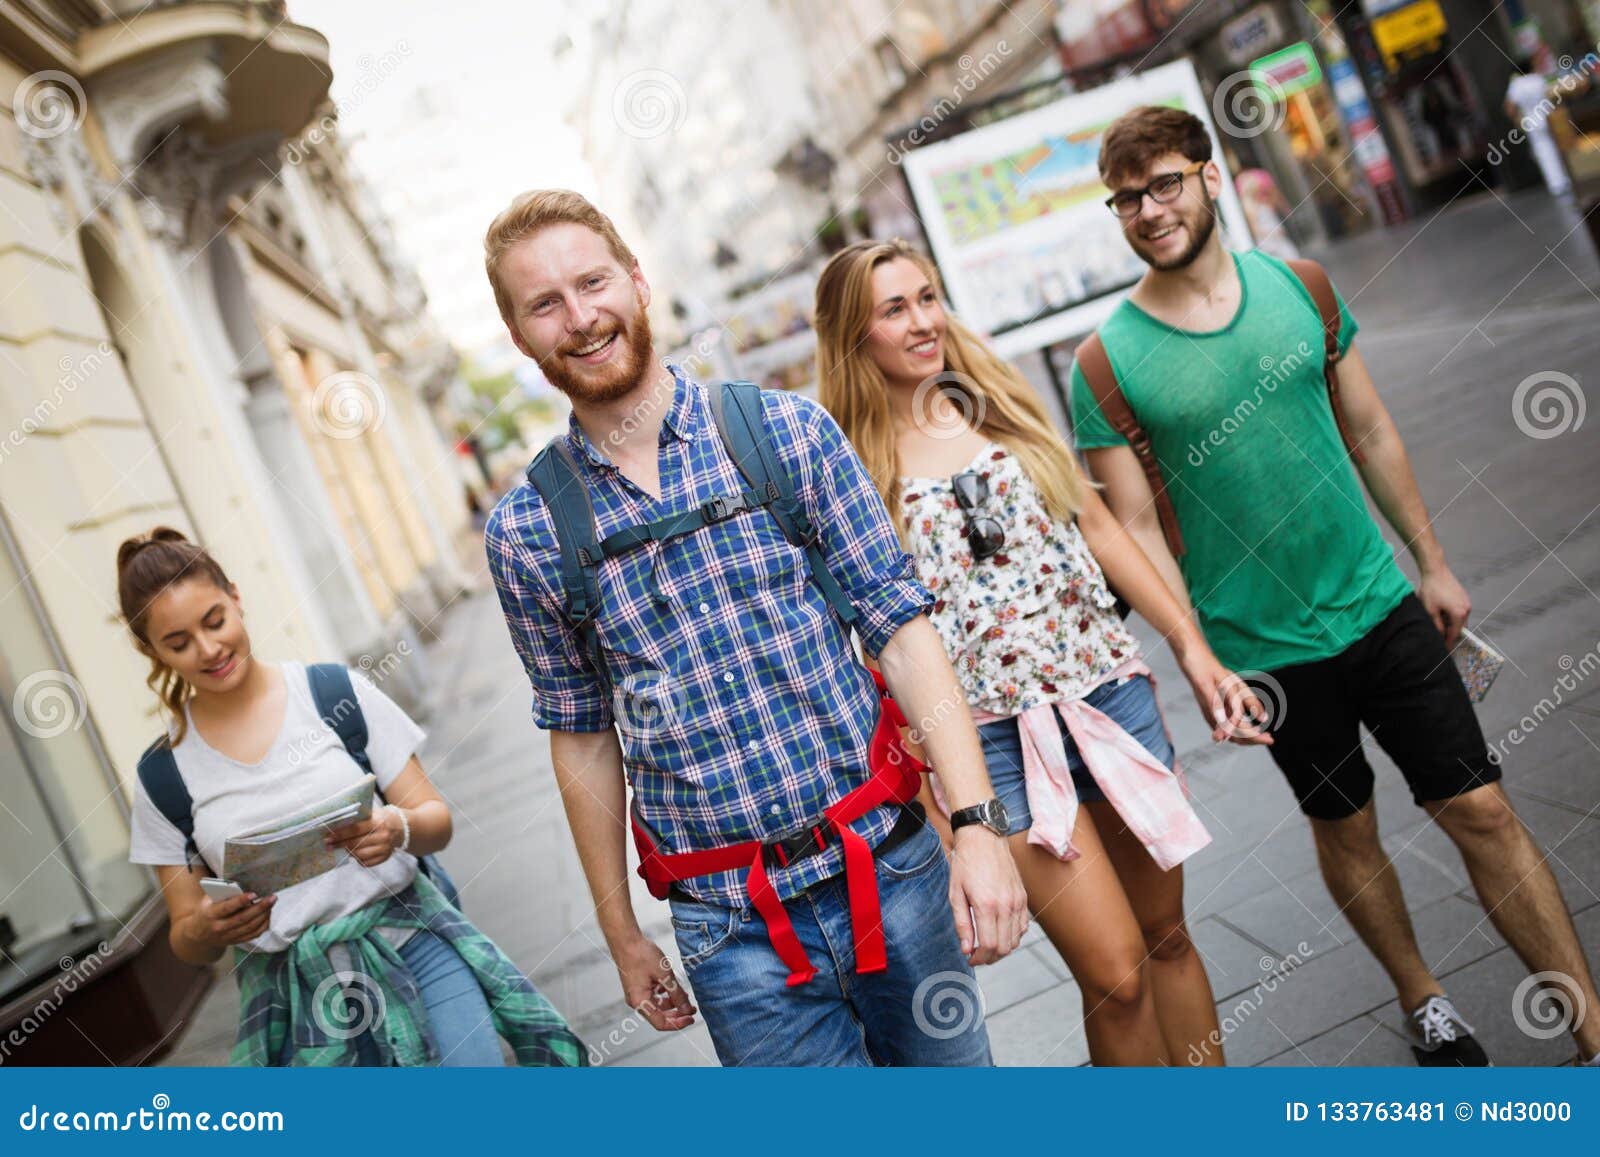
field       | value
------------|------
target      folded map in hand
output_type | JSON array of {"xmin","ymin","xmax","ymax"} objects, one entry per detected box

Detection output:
[
  {"xmin": 223, "ymin": 774, "xmax": 376, "ymax": 895},
  {"xmin": 1452, "ymin": 629, "xmax": 1506, "ymax": 704}
]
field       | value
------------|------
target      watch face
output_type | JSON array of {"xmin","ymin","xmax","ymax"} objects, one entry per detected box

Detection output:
[{"xmin": 983, "ymin": 798, "xmax": 1010, "ymax": 834}]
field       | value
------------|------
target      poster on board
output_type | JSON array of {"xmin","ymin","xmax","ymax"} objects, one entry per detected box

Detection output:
[{"xmin": 900, "ymin": 58, "xmax": 1253, "ymax": 359}]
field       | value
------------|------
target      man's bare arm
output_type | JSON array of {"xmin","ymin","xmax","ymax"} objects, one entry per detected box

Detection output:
[
  {"xmin": 549, "ymin": 728, "xmax": 696, "ymax": 1031},
  {"xmin": 1336, "ymin": 345, "xmax": 1471, "ymax": 646},
  {"xmin": 1083, "ymin": 444, "xmax": 1194, "ymax": 612}
]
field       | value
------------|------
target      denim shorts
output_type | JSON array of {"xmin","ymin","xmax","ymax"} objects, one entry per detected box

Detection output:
[{"xmin": 975, "ymin": 674, "xmax": 1175, "ymax": 835}]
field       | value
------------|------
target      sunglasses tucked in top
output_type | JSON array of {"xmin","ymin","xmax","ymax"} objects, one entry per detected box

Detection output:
[{"xmin": 952, "ymin": 469, "xmax": 1006, "ymax": 561}]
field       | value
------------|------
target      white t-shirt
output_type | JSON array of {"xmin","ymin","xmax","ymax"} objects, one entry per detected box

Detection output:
[{"xmin": 129, "ymin": 661, "xmax": 427, "ymax": 953}]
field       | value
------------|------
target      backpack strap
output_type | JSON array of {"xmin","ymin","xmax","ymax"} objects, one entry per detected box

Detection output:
[
  {"xmin": 136, "ymin": 735, "xmax": 212, "ymax": 876},
  {"xmin": 306, "ymin": 662, "xmax": 372, "ymax": 776},
  {"xmin": 525, "ymin": 436, "xmax": 613, "ymax": 697},
  {"xmin": 1285, "ymin": 258, "xmax": 1366, "ymax": 466},
  {"xmin": 1075, "ymin": 332, "xmax": 1187, "ymax": 558},
  {"xmin": 706, "ymin": 380, "xmax": 860, "ymax": 629}
]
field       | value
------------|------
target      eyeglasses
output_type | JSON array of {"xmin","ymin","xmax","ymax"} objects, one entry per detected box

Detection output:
[
  {"xmin": 1105, "ymin": 161, "xmax": 1207, "ymax": 219},
  {"xmin": 952, "ymin": 470, "xmax": 1005, "ymax": 562}
]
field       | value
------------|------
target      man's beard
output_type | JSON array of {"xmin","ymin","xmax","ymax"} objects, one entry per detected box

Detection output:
[
  {"xmin": 539, "ymin": 308, "xmax": 655, "ymax": 404},
  {"xmin": 1134, "ymin": 191, "xmax": 1219, "ymax": 272}
]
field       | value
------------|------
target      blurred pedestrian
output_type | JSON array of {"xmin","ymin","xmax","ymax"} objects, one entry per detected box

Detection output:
[
  {"xmin": 1071, "ymin": 105, "xmax": 1600, "ymax": 1068},
  {"xmin": 481, "ymin": 190, "xmax": 1027, "ymax": 1066},
  {"xmin": 120, "ymin": 528, "xmax": 585, "ymax": 1067},
  {"xmin": 815, "ymin": 238, "xmax": 1271, "ymax": 1065},
  {"xmin": 1504, "ymin": 60, "xmax": 1573, "ymax": 198},
  {"xmin": 1234, "ymin": 167, "xmax": 1301, "ymax": 259}
]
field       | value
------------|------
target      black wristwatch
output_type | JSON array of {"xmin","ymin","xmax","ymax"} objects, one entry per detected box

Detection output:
[{"xmin": 949, "ymin": 797, "xmax": 1009, "ymax": 838}]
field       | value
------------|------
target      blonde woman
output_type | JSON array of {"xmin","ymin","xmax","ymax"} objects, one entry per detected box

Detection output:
[
  {"xmin": 815, "ymin": 240, "xmax": 1269, "ymax": 1066},
  {"xmin": 119, "ymin": 528, "xmax": 585, "ymax": 1067}
]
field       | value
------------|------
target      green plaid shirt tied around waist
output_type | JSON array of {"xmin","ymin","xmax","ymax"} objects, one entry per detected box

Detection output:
[{"xmin": 230, "ymin": 873, "xmax": 587, "ymax": 1067}]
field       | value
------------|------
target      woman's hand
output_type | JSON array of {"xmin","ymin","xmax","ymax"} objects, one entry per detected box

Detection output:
[
  {"xmin": 326, "ymin": 807, "xmax": 403, "ymax": 867},
  {"xmin": 193, "ymin": 891, "xmax": 276, "ymax": 950},
  {"xmin": 1179, "ymin": 652, "xmax": 1275, "ymax": 746}
]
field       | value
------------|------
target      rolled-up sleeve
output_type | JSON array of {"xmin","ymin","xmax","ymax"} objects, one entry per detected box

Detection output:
[
  {"xmin": 484, "ymin": 497, "xmax": 614, "ymax": 733},
  {"xmin": 782, "ymin": 395, "xmax": 934, "ymax": 658}
]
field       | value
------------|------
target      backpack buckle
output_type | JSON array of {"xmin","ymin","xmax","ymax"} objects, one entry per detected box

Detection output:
[{"xmin": 703, "ymin": 495, "xmax": 746, "ymax": 524}]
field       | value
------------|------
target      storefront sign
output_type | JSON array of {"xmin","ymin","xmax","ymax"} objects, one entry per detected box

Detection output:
[
  {"xmin": 1249, "ymin": 41, "xmax": 1323, "ymax": 99},
  {"xmin": 1222, "ymin": 5, "xmax": 1285, "ymax": 65},
  {"xmin": 1371, "ymin": 0, "xmax": 1448, "ymax": 71}
]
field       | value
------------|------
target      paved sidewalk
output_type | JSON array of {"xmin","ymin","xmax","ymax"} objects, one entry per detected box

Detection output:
[{"xmin": 164, "ymin": 189, "xmax": 1600, "ymax": 1067}]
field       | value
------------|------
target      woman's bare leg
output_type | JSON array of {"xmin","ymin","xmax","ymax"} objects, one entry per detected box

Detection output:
[
  {"xmin": 1086, "ymin": 800, "xmax": 1222, "ymax": 1065},
  {"xmin": 1010, "ymin": 806, "xmax": 1171, "ymax": 1065}
]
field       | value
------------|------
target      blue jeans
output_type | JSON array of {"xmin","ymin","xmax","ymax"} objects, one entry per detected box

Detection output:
[
  {"xmin": 976, "ymin": 674, "xmax": 1175, "ymax": 834},
  {"xmin": 335, "ymin": 930, "xmax": 505, "ymax": 1067},
  {"xmin": 668, "ymin": 820, "xmax": 993, "ymax": 1066}
]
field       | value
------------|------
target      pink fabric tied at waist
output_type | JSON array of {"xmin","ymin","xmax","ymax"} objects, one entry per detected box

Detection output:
[{"xmin": 960, "ymin": 659, "xmax": 1211, "ymax": 872}]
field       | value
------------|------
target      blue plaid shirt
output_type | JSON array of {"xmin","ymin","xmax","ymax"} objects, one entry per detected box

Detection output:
[{"xmin": 485, "ymin": 368, "xmax": 933, "ymax": 905}]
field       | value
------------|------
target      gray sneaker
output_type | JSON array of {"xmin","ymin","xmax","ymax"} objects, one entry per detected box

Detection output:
[{"xmin": 1407, "ymin": 994, "xmax": 1490, "ymax": 1066}]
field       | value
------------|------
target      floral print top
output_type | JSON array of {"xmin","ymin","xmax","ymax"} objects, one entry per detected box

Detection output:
[{"xmin": 899, "ymin": 440, "xmax": 1142, "ymax": 718}]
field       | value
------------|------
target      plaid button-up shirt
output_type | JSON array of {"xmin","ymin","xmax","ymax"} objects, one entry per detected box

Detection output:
[{"xmin": 485, "ymin": 368, "xmax": 933, "ymax": 906}]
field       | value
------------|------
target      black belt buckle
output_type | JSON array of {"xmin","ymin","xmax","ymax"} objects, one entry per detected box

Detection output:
[{"xmin": 762, "ymin": 822, "xmax": 828, "ymax": 871}]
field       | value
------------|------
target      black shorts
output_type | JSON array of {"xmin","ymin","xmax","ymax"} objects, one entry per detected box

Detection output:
[{"xmin": 1263, "ymin": 593, "xmax": 1500, "ymax": 820}]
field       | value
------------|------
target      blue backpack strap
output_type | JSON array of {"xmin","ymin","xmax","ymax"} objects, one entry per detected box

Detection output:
[
  {"xmin": 707, "ymin": 380, "xmax": 860, "ymax": 630},
  {"xmin": 307, "ymin": 661, "xmax": 462, "ymax": 907},
  {"xmin": 136, "ymin": 735, "xmax": 211, "ymax": 875},
  {"xmin": 524, "ymin": 436, "xmax": 613, "ymax": 697},
  {"xmin": 306, "ymin": 662, "xmax": 372, "ymax": 775}
]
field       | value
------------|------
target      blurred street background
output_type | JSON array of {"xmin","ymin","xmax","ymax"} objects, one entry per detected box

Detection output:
[{"xmin": 0, "ymin": 0, "xmax": 1596, "ymax": 1066}]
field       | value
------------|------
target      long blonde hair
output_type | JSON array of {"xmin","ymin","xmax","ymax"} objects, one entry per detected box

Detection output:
[{"xmin": 814, "ymin": 239, "xmax": 1086, "ymax": 544}]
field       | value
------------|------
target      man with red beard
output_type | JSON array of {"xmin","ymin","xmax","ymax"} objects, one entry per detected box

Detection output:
[
  {"xmin": 1071, "ymin": 106, "xmax": 1600, "ymax": 1068},
  {"xmin": 480, "ymin": 190, "xmax": 1026, "ymax": 1066}
]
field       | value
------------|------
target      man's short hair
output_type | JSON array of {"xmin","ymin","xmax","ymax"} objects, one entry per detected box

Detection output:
[
  {"xmin": 483, "ymin": 190, "xmax": 637, "ymax": 323},
  {"xmin": 1098, "ymin": 105, "xmax": 1213, "ymax": 187}
]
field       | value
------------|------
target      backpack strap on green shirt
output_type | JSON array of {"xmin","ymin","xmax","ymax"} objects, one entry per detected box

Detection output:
[
  {"xmin": 1285, "ymin": 257, "xmax": 1366, "ymax": 466},
  {"xmin": 1075, "ymin": 331, "xmax": 1187, "ymax": 558}
]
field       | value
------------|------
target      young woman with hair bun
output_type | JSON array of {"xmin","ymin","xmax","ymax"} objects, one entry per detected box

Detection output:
[{"xmin": 119, "ymin": 527, "xmax": 584, "ymax": 1067}]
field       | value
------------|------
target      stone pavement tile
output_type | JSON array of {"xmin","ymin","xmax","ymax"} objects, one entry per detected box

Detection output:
[
  {"xmin": 984, "ymin": 980, "xmax": 1090, "ymax": 1067},
  {"xmin": 1028, "ymin": 940, "xmax": 1071, "ymax": 981},
  {"xmin": 1183, "ymin": 846, "xmax": 1305, "ymax": 921},
  {"xmin": 1202, "ymin": 938, "xmax": 1398, "ymax": 1066},
  {"xmin": 1190, "ymin": 916, "xmax": 1279, "ymax": 1002},
  {"xmin": 1497, "ymin": 712, "xmax": 1600, "ymax": 815},
  {"xmin": 977, "ymin": 940, "xmax": 1066, "ymax": 1017},
  {"xmin": 1260, "ymin": 1014, "xmax": 1415, "ymax": 1068},
  {"xmin": 1219, "ymin": 830, "xmax": 1475, "ymax": 959}
]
